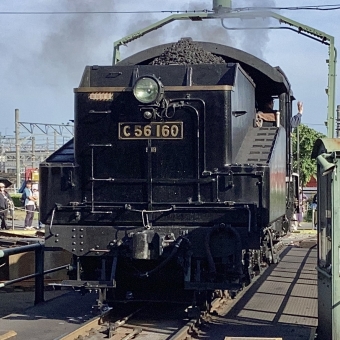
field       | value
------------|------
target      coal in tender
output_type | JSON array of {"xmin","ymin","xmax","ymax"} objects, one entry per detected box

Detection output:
[{"xmin": 150, "ymin": 38, "xmax": 226, "ymax": 65}]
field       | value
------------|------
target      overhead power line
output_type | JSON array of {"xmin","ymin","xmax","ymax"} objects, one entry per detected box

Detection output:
[
  {"xmin": 233, "ymin": 5, "xmax": 340, "ymax": 11},
  {"xmin": 0, "ymin": 10, "xmax": 209, "ymax": 15},
  {"xmin": 0, "ymin": 5, "xmax": 340, "ymax": 15}
]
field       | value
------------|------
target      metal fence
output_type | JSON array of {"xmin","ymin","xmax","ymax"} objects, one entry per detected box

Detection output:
[{"xmin": 0, "ymin": 243, "xmax": 69, "ymax": 305}]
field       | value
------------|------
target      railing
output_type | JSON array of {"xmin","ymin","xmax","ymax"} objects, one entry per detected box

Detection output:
[{"xmin": 0, "ymin": 243, "xmax": 69, "ymax": 305}]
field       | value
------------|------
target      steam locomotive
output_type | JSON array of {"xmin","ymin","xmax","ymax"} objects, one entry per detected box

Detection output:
[{"xmin": 41, "ymin": 39, "xmax": 296, "ymax": 307}]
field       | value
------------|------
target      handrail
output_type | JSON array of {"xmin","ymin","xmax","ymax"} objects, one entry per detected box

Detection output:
[
  {"xmin": 0, "ymin": 243, "xmax": 42, "ymax": 258},
  {"xmin": 0, "ymin": 242, "xmax": 44, "ymax": 304},
  {"xmin": 0, "ymin": 243, "xmax": 70, "ymax": 305}
]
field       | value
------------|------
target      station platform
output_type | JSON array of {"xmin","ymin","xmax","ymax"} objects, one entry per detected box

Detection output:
[
  {"xmin": 204, "ymin": 224, "xmax": 317, "ymax": 340},
  {"xmin": 0, "ymin": 290, "xmax": 97, "ymax": 340}
]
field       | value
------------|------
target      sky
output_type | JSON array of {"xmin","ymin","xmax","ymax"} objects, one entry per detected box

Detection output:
[{"xmin": 0, "ymin": 0, "xmax": 339, "ymax": 140}]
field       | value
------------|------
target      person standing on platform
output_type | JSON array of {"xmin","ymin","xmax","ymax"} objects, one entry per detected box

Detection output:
[
  {"xmin": 312, "ymin": 193, "xmax": 317, "ymax": 230},
  {"xmin": 297, "ymin": 187, "xmax": 308, "ymax": 228},
  {"xmin": 32, "ymin": 183, "xmax": 42, "ymax": 229},
  {"xmin": 0, "ymin": 182, "xmax": 13, "ymax": 230},
  {"xmin": 24, "ymin": 180, "xmax": 36, "ymax": 230}
]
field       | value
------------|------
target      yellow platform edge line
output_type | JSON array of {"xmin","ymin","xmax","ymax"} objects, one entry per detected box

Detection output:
[
  {"xmin": 0, "ymin": 330, "xmax": 17, "ymax": 340},
  {"xmin": 0, "ymin": 230, "xmax": 37, "ymax": 234},
  {"xmin": 291, "ymin": 230, "xmax": 317, "ymax": 234}
]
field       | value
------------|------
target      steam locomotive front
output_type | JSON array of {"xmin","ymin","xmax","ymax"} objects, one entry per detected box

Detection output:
[
  {"xmin": 41, "ymin": 40, "xmax": 291, "ymax": 299},
  {"xmin": 75, "ymin": 62, "xmax": 253, "ymax": 223}
]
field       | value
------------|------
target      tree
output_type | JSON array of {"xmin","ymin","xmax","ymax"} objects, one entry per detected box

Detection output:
[{"xmin": 291, "ymin": 124, "xmax": 325, "ymax": 186}]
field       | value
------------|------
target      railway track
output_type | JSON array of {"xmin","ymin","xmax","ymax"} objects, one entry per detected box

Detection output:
[
  {"xmin": 55, "ymin": 296, "xmax": 226, "ymax": 340},
  {"xmin": 0, "ymin": 234, "xmax": 316, "ymax": 340},
  {"xmin": 54, "ymin": 238, "xmax": 293, "ymax": 340}
]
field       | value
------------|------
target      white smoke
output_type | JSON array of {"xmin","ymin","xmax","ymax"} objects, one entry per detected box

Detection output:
[
  {"xmin": 233, "ymin": 0, "xmax": 277, "ymax": 59},
  {"xmin": 35, "ymin": 0, "xmax": 116, "ymax": 87},
  {"xmin": 122, "ymin": 0, "xmax": 276, "ymax": 61},
  {"xmin": 7, "ymin": 0, "xmax": 276, "ymax": 87},
  {"xmin": 120, "ymin": 1, "xmax": 232, "ymax": 59},
  {"xmin": 3, "ymin": 0, "xmax": 277, "ymax": 123}
]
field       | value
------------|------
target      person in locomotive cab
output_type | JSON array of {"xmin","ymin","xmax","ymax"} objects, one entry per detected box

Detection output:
[
  {"xmin": 258, "ymin": 96, "xmax": 276, "ymax": 113},
  {"xmin": 0, "ymin": 182, "xmax": 13, "ymax": 230},
  {"xmin": 256, "ymin": 96, "xmax": 277, "ymax": 126},
  {"xmin": 23, "ymin": 180, "xmax": 36, "ymax": 230}
]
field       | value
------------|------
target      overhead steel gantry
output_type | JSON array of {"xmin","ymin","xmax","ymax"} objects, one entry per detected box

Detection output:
[
  {"xmin": 18, "ymin": 122, "xmax": 74, "ymax": 136},
  {"xmin": 14, "ymin": 109, "xmax": 74, "ymax": 188},
  {"xmin": 112, "ymin": 0, "xmax": 336, "ymax": 138}
]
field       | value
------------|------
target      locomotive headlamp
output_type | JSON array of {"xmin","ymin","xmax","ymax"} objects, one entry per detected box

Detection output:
[{"xmin": 133, "ymin": 76, "xmax": 164, "ymax": 104}]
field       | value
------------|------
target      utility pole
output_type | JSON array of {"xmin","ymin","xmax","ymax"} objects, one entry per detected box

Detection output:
[
  {"xmin": 15, "ymin": 109, "xmax": 20, "ymax": 190},
  {"xmin": 31, "ymin": 136, "xmax": 36, "ymax": 169},
  {"xmin": 54, "ymin": 131, "xmax": 57, "ymax": 151},
  {"xmin": 337, "ymin": 105, "xmax": 340, "ymax": 138}
]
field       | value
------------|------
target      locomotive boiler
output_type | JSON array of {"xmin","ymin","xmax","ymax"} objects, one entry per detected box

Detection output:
[{"xmin": 40, "ymin": 39, "xmax": 295, "ymax": 307}]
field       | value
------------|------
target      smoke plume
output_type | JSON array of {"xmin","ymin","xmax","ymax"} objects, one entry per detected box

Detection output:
[
  {"xmin": 6, "ymin": 0, "xmax": 328, "ymax": 141},
  {"xmin": 122, "ymin": 0, "xmax": 276, "ymax": 61}
]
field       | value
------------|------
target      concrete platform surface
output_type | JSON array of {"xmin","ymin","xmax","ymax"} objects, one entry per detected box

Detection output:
[
  {"xmin": 201, "ymin": 245, "xmax": 317, "ymax": 339},
  {"xmin": 0, "ymin": 289, "xmax": 97, "ymax": 340}
]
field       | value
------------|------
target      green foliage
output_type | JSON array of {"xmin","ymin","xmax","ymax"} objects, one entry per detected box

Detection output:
[
  {"xmin": 305, "ymin": 209, "xmax": 313, "ymax": 222},
  {"xmin": 292, "ymin": 124, "xmax": 325, "ymax": 186},
  {"xmin": 9, "ymin": 193, "xmax": 22, "ymax": 208}
]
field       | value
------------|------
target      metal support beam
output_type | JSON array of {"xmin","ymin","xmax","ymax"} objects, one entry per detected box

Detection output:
[
  {"xmin": 326, "ymin": 37, "xmax": 336, "ymax": 138},
  {"xmin": 35, "ymin": 245, "xmax": 45, "ymax": 304},
  {"xmin": 18, "ymin": 122, "xmax": 74, "ymax": 136},
  {"xmin": 331, "ymin": 158, "xmax": 340, "ymax": 339},
  {"xmin": 113, "ymin": 13, "xmax": 209, "ymax": 64}
]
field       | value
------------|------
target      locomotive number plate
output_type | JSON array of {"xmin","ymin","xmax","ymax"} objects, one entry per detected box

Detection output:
[{"xmin": 118, "ymin": 122, "xmax": 183, "ymax": 140}]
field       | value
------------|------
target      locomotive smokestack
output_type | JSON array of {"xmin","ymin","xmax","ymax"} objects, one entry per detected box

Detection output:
[{"xmin": 213, "ymin": 0, "xmax": 232, "ymax": 12}]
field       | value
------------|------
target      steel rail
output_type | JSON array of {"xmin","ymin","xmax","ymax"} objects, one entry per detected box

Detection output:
[
  {"xmin": 56, "ymin": 309, "xmax": 111, "ymax": 340},
  {"xmin": 56, "ymin": 281, "xmax": 269, "ymax": 339},
  {"xmin": 167, "ymin": 297, "xmax": 223, "ymax": 340},
  {"xmin": 56, "ymin": 304, "xmax": 146, "ymax": 340}
]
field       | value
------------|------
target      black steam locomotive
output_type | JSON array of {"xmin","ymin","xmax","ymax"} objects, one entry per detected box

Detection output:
[{"xmin": 41, "ymin": 39, "xmax": 296, "ymax": 307}]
